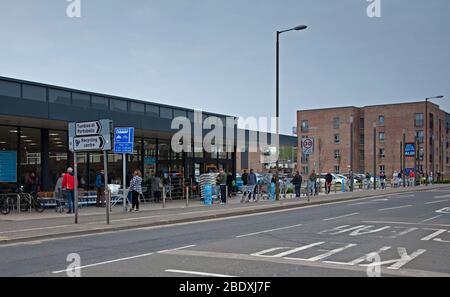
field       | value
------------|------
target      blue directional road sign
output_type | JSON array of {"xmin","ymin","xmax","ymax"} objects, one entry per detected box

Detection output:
[{"xmin": 114, "ymin": 127, "xmax": 134, "ymax": 154}]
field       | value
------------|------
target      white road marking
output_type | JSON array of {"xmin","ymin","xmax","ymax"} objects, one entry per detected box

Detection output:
[
  {"xmin": 348, "ymin": 199, "xmax": 389, "ymax": 206},
  {"xmin": 420, "ymin": 215, "xmax": 443, "ymax": 223},
  {"xmin": 390, "ymin": 194, "xmax": 415, "ymax": 198},
  {"xmin": 436, "ymin": 207, "xmax": 450, "ymax": 214},
  {"xmin": 378, "ymin": 205, "xmax": 413, "ymax": 212},
  {"xmin": 324, "ymin": 246, "xmax": 392, "ymax": 266},
  {"xmin": 165, "ymin": 269, "xmax": 237, "ymax": 277},
  {"xmin": 165, "ymin": 248, "xmax": 446, "ymax": 277},
  {"xmin": 272, "ymin": 242, "xmax": 325, "ymax": 258},
  {"xmin": 425, "ymin": 200, "xmax": 449, "ymax": 205},
  {"xmin": 363, "ymin": 221, "xmax": 450, "ymax": 227},
  {"xmin": 236, "ymin": 224, "xmax": 303, "ymax": 238},
  {"xmin": 323, "ymin": 213, "xmax": 360, "ymax": 221},
  {"xmin": 421, "ymin": 229, "xmax": 447, "ymax": 241},
  {"xmin": 359, "ymin": 248, "xmax": 427, "ymax": 270},
  {"xmin": 0, "ymin": 224, "xmax": 74, "ymax": 234},
  {"xmin": 157, "ymin": 245, "xmax": 196, "ymax": 254},
  {"xmin": 297, "ymin": 243, "xmax": 357, "ymax": 262},
  {"xmin": 434, "ymin": 194, "xmax": 450, "ymax": 199},
  {"xmin": 52, "ymin": 252, "xmax": 154, "ymax": 274}
]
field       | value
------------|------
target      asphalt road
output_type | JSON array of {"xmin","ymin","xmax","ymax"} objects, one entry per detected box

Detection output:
[{"xmin": 1, "ymin": 188, "xmax": 449, "ymax": 277}]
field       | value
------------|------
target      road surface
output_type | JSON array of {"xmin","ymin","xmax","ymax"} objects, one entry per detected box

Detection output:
[{"xmin": 1, "ymin": 188, "xmax": 449, "ymax": 277}]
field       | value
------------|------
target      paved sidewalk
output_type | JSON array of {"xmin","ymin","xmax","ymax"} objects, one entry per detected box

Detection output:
[{"xmin": 1, "ymin": 185, "xmax": 448, "ymax": 244}]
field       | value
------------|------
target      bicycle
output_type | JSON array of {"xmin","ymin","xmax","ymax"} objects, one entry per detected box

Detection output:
[
  {"xmin": 0, "ymin": 195, "xmax": 12, "ymax": 215},
  {"xmin": 17, "ymin": 186, "xmax": 45, "ymax": 213}
]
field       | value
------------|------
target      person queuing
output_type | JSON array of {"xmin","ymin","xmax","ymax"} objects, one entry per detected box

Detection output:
[
  {"xmin": 226, "ymin": 171, "xmax": 234, "ymax": 198},
  {"xmin": 62, "ymin": 167, "xmax": 77, "ymax": 214},
  {"xmin": 380, "ymin": 172, "xmax": 387, "ymax": 189},
  {"xmin": 25, "ymin": 171, "xmax": 41, "ymax": 197},
  {"xmin": 129, "ymin": 170, "xmax": 143, "ymax": 212},
  {"xmin": 309, "ymin": 170, "xmax": 317, "ymax": 196},
  {"xmin": 247, "ymin": 169, "xmax": 257, "ymax": 202},
  {"xmin": 292, "ymin": 171, "xmax": 303, "ymax": 198},
  {"xmin": 325, "ymin": 172, "xmax": 333, "ymax": 194},
  {"xmin": 152, "ymin": 173, "xmax": 163, "ymax": 203},
  {"xmin": 95, "ymin": 170, "xmax": 105, "ymax": 207},
  {"xmin": 217, "ymin": 169, "xmax": 227, "ymax": 205}
]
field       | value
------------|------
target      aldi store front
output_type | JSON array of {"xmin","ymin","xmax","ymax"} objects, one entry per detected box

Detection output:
[{"xmin": 0, "ymin": 77, "xmax": 236, "ymax": 194}]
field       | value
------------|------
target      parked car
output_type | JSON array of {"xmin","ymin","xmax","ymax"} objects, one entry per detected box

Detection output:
[{"xmin": 316, "ymin": 173, "xmax": 342, "ymax": 187}]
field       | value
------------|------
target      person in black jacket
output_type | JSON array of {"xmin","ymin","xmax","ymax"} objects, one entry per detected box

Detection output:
[
  {"xmin": 292, "ymin": 171, "xmax": 303, "ymax": 198},
  {"xmin": 325, "ymin": 173, "xmax": 333, "ymax": 194},
  {"xmin": 226, "ymin": 172, "xmax": 234, "ymax": 197},
  {"xmin": 241, "ymin": 170, "xmax": 248, "ymax": 186}
]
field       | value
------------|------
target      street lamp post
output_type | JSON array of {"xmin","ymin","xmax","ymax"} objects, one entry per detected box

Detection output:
[
  {"xmin": 402, "ymin": 129, "xmax": 406, "ymax": 187},
  {"xmin": 350, "ymin": 116, "xmax": 354, "ymax": 192},
  {"xmin": 276, "ymin": 24, "xmax": 307, "ymax": 201},
  {"xmin": 425, "ymin": 96, "xmax": 444, "ymax": 182},
  {"xmin": 373, "ymin": 122, "xmax": 377, "ymax": 190}
]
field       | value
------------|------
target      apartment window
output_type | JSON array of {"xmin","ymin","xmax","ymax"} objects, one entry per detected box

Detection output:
[
  {"xmin": 334, "ymin": 166, "xmax": 340, "ymax": 174},
  {"xmin": 379, "ymin": 148, "xmax": 385, "ymax": 158},
  {"xmin": 379, "ymin": 132, "xmax": 385, "ymax": 142},
  {"xmin": 359, "ymin": 118, "xmax": 365, "ymax": 129},
  {"xmin": 360, "ymin": 149, "xmax": 365, "ymax": 161},
  {"xmin": 334, "ymin": 134, "xmax": 340, "ymax": 144},
  {"xmin": 334, "ymin": 149, "xmax": 341, "ymax": 160},
  {"xmin": 49, "ymin": 89, "xmax": 70, "ymax": 105},
  {"xmin": 146, "ymin": 104, "xmax": 159, "ymax": 117},
  {"xmin": 416, "ymin": 131, "xmax": 424, "ymax": 143},
  {"xmin": 301, "ymin": 120, "xmax": 309, "ymax": 133},
  {"xmin": 379, "ymin": 165, "xmax": 385, "ymax": 173},
  {"xmin": 415, "ymin": 113, "xmax": 424, "ymax": 127},
  {"xmin": 302, "ymin": 166, "xmax": 309, "ymax": 175},
  {"xmin": 379, "ymin": 115, "xmax": 385, "ymax": 126},
  {"xmin": 22, "ymin": 84, "xmax": 47, "ymax": 102},
  {"xmin": 91, "ymin": 96, "xmax": 108, "ymax": 110},
  {"xmin": 129, "ymin": 102, "xmax": 145, "ymax": 114},
  {"xmin": 333, "ymin": 117, "xmax": 340, "ymax": 129},
  {"xmin": 359, "ymin": 134, "xmax": 365, "ymax": 145},
  {"xmin": 110, "ymin": 99, "xmax": 127, "ymax": 112},
  {"xmin": 72, "ymin": 92, "xmax": 91, "ymax": 107},
  {"xmin": 301, "ymin": 153, "xmax": 309, "ymax": 164}
]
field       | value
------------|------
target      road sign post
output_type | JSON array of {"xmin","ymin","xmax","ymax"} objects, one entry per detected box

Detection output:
[
  {"xmin": 114, "ymin": 128, "xmax": 135, "ymax": 213},
  {"xmin": 69, "ymin": 119, "xmax": 112, "ymax": 224},
  {"xmin": 74, "ymin": 152, "xmax": 78, "ymax": 224}
]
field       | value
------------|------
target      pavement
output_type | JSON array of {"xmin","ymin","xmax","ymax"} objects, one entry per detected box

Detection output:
[
  {"xmin": 1, "ymin": 184, "xmax": 450, "ymax": 277},
  {"xmin": 0, "ymin": 184, "xmax": 449, "ymax": 245}
]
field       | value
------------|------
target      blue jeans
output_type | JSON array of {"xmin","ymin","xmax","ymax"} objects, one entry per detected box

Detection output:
[{"xmin": 66, "ymin": 190, "xmax": 74, "ymax": 213}]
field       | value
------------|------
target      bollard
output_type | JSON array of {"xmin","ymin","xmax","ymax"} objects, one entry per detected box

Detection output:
[
  {"xmin": 162, "ymin": 186, "xmax": 166, "ymax": 209},
  {"xmin": 342, "ymin": 178, "xmax": 345, "ymax": 192},
  {"xmin": 186, "ymin": 186, "xmax": 189, "ymax": 207}
]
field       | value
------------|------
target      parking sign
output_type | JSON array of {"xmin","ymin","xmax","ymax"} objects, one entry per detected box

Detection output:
[{"xmin": 114, "ymin": 127, "xmax": 134, "ymax": 154}]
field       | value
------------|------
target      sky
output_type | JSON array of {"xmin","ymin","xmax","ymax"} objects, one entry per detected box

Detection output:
[{"xmin": 0, "ymin": 0, "xmax": 449, "ymax": 135}]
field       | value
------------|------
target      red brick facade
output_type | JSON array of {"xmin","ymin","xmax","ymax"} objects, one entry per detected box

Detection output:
[{"xmin": 297, "ymin": 102, "xmax": 450, "ymax": 178}]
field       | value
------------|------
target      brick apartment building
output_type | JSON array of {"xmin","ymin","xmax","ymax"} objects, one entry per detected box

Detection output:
[{"xmin": 297, "ymin": 101, "xmax": 450, "ymax": 179}]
